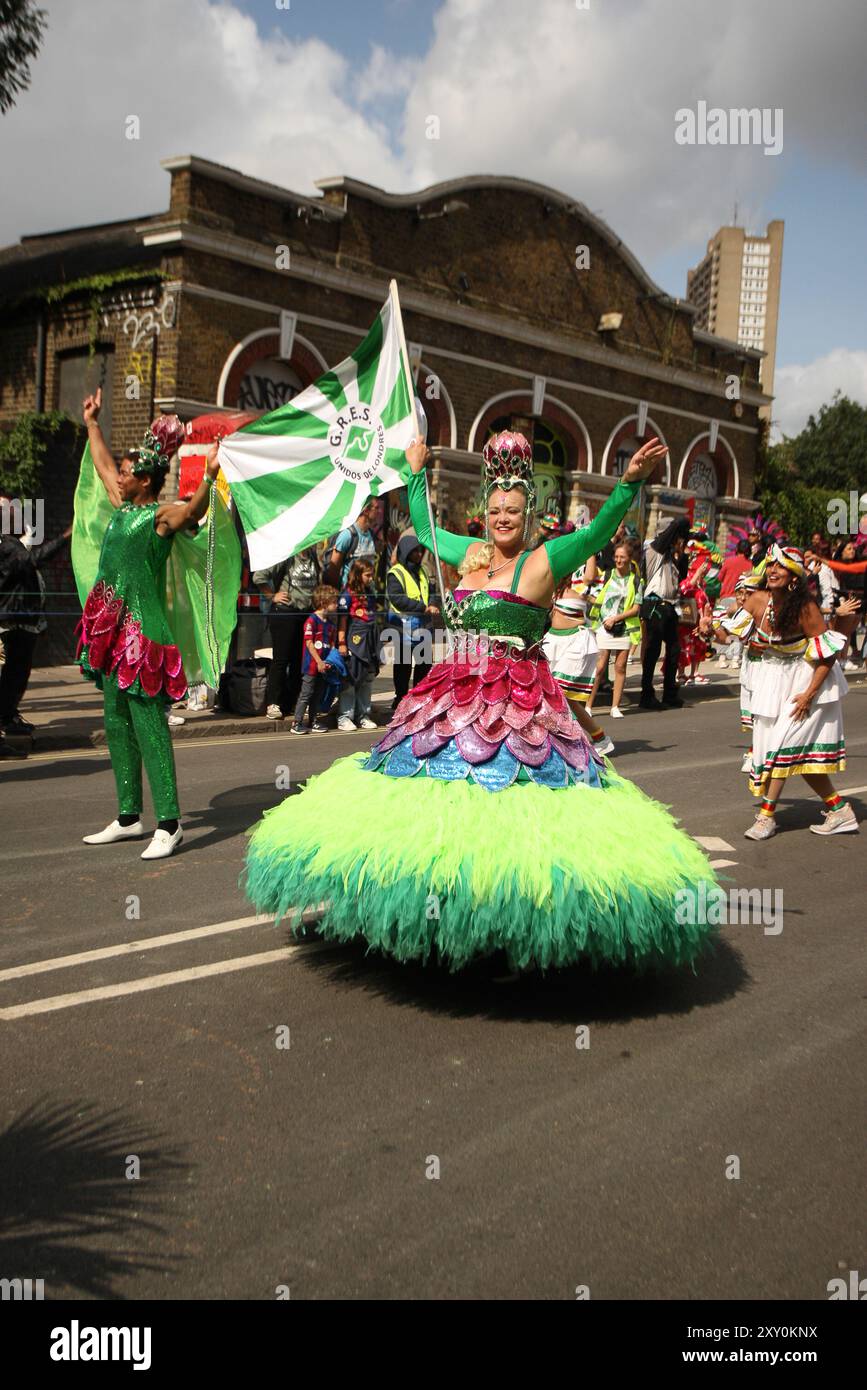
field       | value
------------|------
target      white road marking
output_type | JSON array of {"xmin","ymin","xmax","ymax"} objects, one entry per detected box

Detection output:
[
  {"xmin": 0, "ymin": 908, "xmax": 326, "ymax": 983},
  {"xmin": 839, "ymin": 783, "xmax": 867, "ymax": 797},
  {"xmin": 693, "ymin": 836, "xmax": 736, "ymax": 852},
  {"xmin": 0, "ymin": 914, "xmax": 267, "ymax": 982},
  {"xmin": 0, "ymin": 941, "xmax": 334, "ymax": 1020},
  {"xmin": 708, "ymin": 858, "xmax": 739, "ymax": 869}
]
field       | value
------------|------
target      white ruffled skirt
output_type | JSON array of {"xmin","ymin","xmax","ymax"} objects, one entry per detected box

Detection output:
[{"xmin": 746, "ymin": 653, "xmax": 848, "ymax": 794}]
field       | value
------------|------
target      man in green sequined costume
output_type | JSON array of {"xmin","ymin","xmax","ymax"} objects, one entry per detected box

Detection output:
[{"xmin": 79, "ymin": 390, "xmax": 221, "ymax": 859}]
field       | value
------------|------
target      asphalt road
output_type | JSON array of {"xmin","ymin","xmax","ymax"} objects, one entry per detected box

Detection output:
[{"xmin": 1, "ymin": 684, "xmax": 865, "ymax": 1301}]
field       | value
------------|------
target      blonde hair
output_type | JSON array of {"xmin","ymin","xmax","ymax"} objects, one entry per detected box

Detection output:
[{"xmin": 458, "ymin": 541, "xmax": 494, "ymax": 576}]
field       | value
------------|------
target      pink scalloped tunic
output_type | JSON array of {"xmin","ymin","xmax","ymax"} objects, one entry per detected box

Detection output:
[{"xmin": 365, "ymin": 588, "xmax": 605, "ymax": 792}]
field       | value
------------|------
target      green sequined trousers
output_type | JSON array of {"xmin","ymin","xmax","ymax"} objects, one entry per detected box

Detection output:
[{"xmin": 102, "ymin": 679, "xmax": 180, "ymax": 821}]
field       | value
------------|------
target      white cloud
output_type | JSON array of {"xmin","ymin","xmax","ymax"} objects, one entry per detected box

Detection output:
[
  {"xmin": 771, "ymin": 349, "xmax": 867, "ymax": 440},
  {"xmin": 2, "ymin": 0, "xmax": 865, "ymax": 253},
  {"xmin": 0, "ymin": 0, "xmax": 406, "ymax": 244},
  {"xmin": 398, "ymin": 0, "xmax": 867, "ymax": 259}
]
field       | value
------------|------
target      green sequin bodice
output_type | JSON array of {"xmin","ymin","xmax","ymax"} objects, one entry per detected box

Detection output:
[
  {"xmin": 96, "ymin": 503, "xmax": 175, "ymax": 643},
  {"xmin": 450, "ymin": 588, "xmax": 549, "ymax": 645}
]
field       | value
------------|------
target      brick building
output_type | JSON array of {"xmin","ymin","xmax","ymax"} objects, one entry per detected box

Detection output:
[{"xmin": 0, "ymin": 155, "xmax": 770, "ymax": 658}]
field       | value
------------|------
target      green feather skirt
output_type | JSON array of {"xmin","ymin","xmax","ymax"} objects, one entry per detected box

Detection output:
[{"xmin": 244, "ymin": 753, "xmax": 717, "ymax": 971}]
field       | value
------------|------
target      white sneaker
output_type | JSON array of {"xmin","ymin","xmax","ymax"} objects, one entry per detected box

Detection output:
[
  {"xmin": 609, "ymin": 706, "xmax": 624, "ymax": 718},
  {"xmin": 810, "ymin": 803, "xmax": 859, "ymax": 836},
  {"xmin": 337, "ymin": 717, "xmax": 357, "ymax": 731},
  {"xmin": 843, "ymin": 660, "xmax": 861, "ymax": 673},
  {"xmin": 83, "ymin": 818, "xmax": 144, "ymax": 845},
  {"xmin": 266, "ymin": 704, "xmax": 283, "ymax": 720},
  {"xmin": 141, "ymin": 826, "xmax": 183, "ymax": 859},
  {"xmin": 594, "ymin": 735, "xmax": 615, "ymax": 756},
  {"xmin": 167, "ymin": 713, "xmax": 185, "ymax": 727},
  {"xmin": 744, "ymin": 815, "xmax": 777, "ymax": 841},
  {"xmin": 358, "ymin": 717, "xmax": 378, "ymax": 730},
  {"xmin": 741, "ymin": 752, "xmax": 753, "ymax": 774}
]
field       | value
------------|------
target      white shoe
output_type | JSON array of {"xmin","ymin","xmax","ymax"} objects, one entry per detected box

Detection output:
[
  {"xmin": 609, "ymin": 706, "xmax": 624, "ymax": 718},
  {"xmin": 594, "ymin": 735, "xmax": 615, "ymax": 756},
  {"xmin": 337, "ymin": 717, "xmax": 357, "ymax": 731},
  {"xmin": 810, "ymin": 803, "xmax": 859, "ymax": 836},
  {"xmin": 266, "ymin": 704, "xmax": 283, "ymax": 720},
  {"xmin": 744, "ymin": 815, "xmax": 777, "ymax": 841},
  {"xmin": 141, "ymin": 826, "xmax": 183, "ymax": 859},
  {"xmin": 584, "ymin": 705, "xmax": 594, "ymax": 717},
  {"xmin": 741, "ymin": 752, "xmax": 753, "ymax": 774},
  {"xmin": 358, "ymin": 717, "xmax": 378, "ymax": 730},
  {"xmin": 843, "ymin": 660, "xmax": 861, "ymax": 673},
  {"xmin": 83, "ymin": 818, "xmax": 145, "ymax": 845},
  {"xmin": 167, "ymin": 713, "xmax": 185, "ymax": 727}
]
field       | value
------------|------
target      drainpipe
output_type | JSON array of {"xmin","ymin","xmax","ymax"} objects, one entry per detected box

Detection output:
[{"xmin": 35, "ymin": 311, "xmax": 46, "ymax": 412}]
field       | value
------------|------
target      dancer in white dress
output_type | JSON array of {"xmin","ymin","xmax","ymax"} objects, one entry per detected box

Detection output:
[{"xmin": 702, "ymin": 545, "xmax": 859, "ymax": 840}]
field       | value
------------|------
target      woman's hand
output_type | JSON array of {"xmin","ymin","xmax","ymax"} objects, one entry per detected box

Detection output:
[
  {"xmin": 623, "ymin": 436, "xmax": 669, "ymax": 483},
  {"xmin": 405, "ymin": 439, "xmax": 431, "ymax": 475},
  {"xmin": 272, "ymin": 592, "xmax": 291, "ymax": 607},
  {"xmin": 603, "ymin": 614, "xmax": 621, "ymax": 630},
  {"xmin": 697, "ymin": 601, "xmax": 715, "ymax": 637},
  {"xmin": 83, "ymin": 388, "xmax": 102, "ymax": 426},
  {"xmin": 835, "ymin": 595, "xmax": 860, "ymax": 618},
  {"xmin": 790, "ymin": 691, "xmax": 813, "ymax": 723},
  {"xmin": 205, "ymin": 442, "xmax": 221, "ymax": 480}
]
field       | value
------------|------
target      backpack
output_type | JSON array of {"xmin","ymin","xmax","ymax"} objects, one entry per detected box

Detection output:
[{"xmin": 324, "ymin": 524, "xmax": 359, "ymax": 585}]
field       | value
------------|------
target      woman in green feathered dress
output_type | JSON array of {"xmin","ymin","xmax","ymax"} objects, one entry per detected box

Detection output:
[{"xmin": 245, "ymin": 431, "xmax": 718, "ymax": 971}]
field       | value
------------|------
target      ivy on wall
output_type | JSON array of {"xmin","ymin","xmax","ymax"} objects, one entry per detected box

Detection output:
[
  {"xmin": 7, "ymin": 266, "xmax": 169, "ymax": 355},
  {"xmin": 0, "ymin": 411, "xmax": 85, "ymax": 497}
]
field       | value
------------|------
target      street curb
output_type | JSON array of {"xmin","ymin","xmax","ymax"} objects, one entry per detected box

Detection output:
[{"xmin": 9, "ymin": 672, "xmax": 865, "ymax": 755}]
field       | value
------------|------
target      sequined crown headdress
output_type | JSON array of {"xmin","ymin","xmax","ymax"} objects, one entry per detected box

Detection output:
[
  {"xmin": 481, "ymin": 431, "xmax": 536, "ymax": 513},
  {"xmin": 131, "ymin": 414, "xmax": 186, "ymax": 478}
]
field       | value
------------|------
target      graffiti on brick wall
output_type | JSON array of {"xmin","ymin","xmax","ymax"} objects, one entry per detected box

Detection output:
[
  {"xmin": 122, "ymin": 291, "xmax": 176, "ymax": 351},
  {"xmin": 124, "ymin": 345, "xmax": 174, "ymax": 402}
]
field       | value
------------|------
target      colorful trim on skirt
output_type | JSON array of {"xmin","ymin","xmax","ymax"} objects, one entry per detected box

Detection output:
[{"xmin": 748, "ymin": 739, "xmax": 846, "ymax": 795}]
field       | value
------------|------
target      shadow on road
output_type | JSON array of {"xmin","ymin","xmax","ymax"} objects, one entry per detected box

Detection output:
[
  {"xmin": 294, "ymin": 933, "xmax": 749, "ymax": 1025},
  {"xmin": 0, "ymin": 1098, "xmax": 190, "ymax": 1299}
]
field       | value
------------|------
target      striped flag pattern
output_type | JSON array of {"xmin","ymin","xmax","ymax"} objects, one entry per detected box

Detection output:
[{"xmin": 218, "ymin": 285, "xmax": 416, "ymax": 570}]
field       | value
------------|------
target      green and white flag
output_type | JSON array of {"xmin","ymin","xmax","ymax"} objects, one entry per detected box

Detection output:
[{"xmin": 218, "ymin": 282, "xmax": 417, "ymax": 570}]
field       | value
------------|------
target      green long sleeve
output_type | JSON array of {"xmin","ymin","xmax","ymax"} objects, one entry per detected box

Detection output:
[
  {"xmin": 401, "ymin": 464, "xmax": 475, "ymax": 567},
  {"xmin": 543, "ymin": 478, "xmax": 641, "ymax": 583}
]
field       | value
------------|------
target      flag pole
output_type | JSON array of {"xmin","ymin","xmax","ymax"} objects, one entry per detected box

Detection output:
[{"xmin": 389, "ymin": 279, "xmax": 450, "ymax": 626}]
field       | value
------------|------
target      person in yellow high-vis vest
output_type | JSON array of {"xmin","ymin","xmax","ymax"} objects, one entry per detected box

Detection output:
[
  {"xmin": 386, "ymin": 532, "xmax": 440, "ymax": 711},
  {"xmin": 586, "ymin": 545, "xmax": 643, "ymax": 718}
]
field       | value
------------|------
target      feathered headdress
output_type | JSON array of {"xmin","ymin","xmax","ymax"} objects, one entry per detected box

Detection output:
[{"xmin": 725, "ymin": 512, "xmax": 787, "ymax": 556}]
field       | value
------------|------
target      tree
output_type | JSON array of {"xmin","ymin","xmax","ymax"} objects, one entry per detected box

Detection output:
[
  {"xmin": 756, "ymin": 392, "xmax": 867, "ymax": 544},
  {"xmin": 782, "ymin": 391, "xmax": 867, "ymax": 493},
  {"xmin": 0, "ymin": 0, "xmax": 47, "ymax": 115}
]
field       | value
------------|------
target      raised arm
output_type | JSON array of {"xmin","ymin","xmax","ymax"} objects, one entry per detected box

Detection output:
[
  {"xmin": 82, "ymin": 389, "xmax": 122, "ymax": 508},
  {"xmin": 157, "ymin": 443, "xmax": 222, "ymax": 536},
  {"xmin": 543, "ymin": 478, "xmax": 640, "ymax": 583},
  {"xmin": 401, "ymin": 443, "xmax": 475, "ymax": 567}
]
